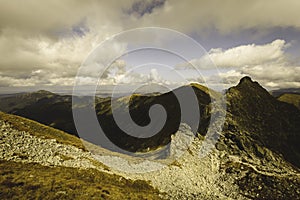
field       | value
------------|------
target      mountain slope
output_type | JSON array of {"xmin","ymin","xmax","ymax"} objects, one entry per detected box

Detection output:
[
  {"xmin": 0, "ymin": 90, "xmax": 55, "ymax": 112},
  {"xmin": 271, "ymin": 88, "xmax": 300, "ymax": 97},
  {"xmin": 95, "ymin": 84, "xmax": 212, "ymax": 152},
  {"xmin": 0, "ymin": 85, "xmax": 213, "ymax": 152},
  {"xmin": 0, "ymin": 90, "xmax": 76, "ymax": 135},
  {"xmin": 0, "ymin": 112, "xmax": 162, "ymax": 200},
  {"xmin": 0, "ymin": 78, "xmax": 299, "ymax": 163},
  {"xmin": 224, "ymin": 76, "xmax": 300, "ymax": 168},
  {"xmin": 277, "ymin": 93, "xmax": 300, "ymax": 109}
]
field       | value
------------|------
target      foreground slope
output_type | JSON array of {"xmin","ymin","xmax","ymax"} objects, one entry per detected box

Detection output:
[
  {"xmin": 0, "ymin": 112, "xmax": 162, "ymax": 200},
  {"xmin": 0, "ymin": 160, "xmax": 161, "ymax": 200}
]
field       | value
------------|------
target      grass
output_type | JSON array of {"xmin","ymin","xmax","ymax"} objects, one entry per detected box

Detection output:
[
  {"xmin": 0, "ymin": 111, "xmax": 86, "ymax": 150},
  {"xmin": 0, "ymin": 112, "xmax": 164, "ymax": 199},
  {"xmin": 0, "ymin": 160, "xmax": 163, "ymax": 200},
  {"xmin": 277, "ymin": 93, "xmax": 300, "ymax": 109}
]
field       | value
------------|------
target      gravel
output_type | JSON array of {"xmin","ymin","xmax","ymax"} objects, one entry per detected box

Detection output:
[{"xmin": 0, "ymin": 120, "xmax": 97, "ymax": 170}]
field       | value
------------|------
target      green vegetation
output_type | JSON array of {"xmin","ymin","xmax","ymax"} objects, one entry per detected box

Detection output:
[{"xmin": 0, "ymin": 160, "xmax": 163, "ymax": 200}]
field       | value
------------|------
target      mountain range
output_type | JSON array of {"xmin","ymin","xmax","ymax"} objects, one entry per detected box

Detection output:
[{"xmin": 0, "ymin": 76, "xmax": 299, "ymax": 199}]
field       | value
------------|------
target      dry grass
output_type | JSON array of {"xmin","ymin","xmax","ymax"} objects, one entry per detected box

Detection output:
[
  {"xmin": 0, "ymin": 112, "xmax": 164, "ymax": 199},
  {"xmin": 278, "ymin": 93, "xmax": 300, "ymax": 109},
  {"xmin": 0, "ymin": 160, "xmax": 163, "ymax": 200}
]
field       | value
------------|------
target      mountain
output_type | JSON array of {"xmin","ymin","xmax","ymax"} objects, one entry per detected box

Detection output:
[
  {"xmin": 0, "ymin": 77, "xmax": 300, "ymax": 199},
  {"xmin": 0, "ymin": 90, "xmax": 55, "ymax": 112},
  {"xmin": 213, "ymin": 77, "xmax": 300, "ymax": 199},
  {"xmin": 277, "ymin": 93, "xmax": 300, "ymax": 110},
  {"xmin": 0, "ymin": 78, "xmax": 299, "ymax": 158},
  {"xmin": 0, "ymin": 84, "xmax": 213, "ymax": 152},
  {"xmin": 94, "ymin": 84, "xmax": 212, "ymax": 152},
  {"xmin": 224, "ymin": 76, "xmax": 300, "ymax": 167},
  {"xmin": 0, "ymin": 90, "xmax": 76, "ymax": 135}
]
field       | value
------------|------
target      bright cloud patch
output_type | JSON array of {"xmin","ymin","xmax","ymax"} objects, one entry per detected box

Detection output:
[{"xmin": 202, "ymin": 40, "xmax": 299, "ymax": 89}]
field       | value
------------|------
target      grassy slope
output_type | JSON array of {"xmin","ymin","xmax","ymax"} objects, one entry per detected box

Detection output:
[
  {"xmin": 277, "ymin": 93, "xmax": 300, "ymax": 110},
  {"xmin": 0, "ymin": 160, "xmax": 162, "ymax": 200},
  {"xmin": 0, "ymin": 112, "xmax": 163, "ymax": 199}
]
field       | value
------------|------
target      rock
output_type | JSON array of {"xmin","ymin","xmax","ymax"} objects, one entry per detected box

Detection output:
[{"xmin": 215, "ymin": 142, "xmax": 226, "ymax": 151}]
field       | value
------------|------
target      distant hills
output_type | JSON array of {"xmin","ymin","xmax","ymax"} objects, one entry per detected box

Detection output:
[
  {"xmin": 269, "ymin": 88, "xmax": 300, "ymax": 109},
  {"xmin": 0, "ymin": 77, "xmax": 299, "ymax": 162},
  {"xmin": 271, "ymin": 87, "xmax": 300, "ymax": 97},
  {"xmin": 0, "ymin": 83, "xmax": 213, "ymax": 153},
  {"xmin": 277, "ymin": 93, "xmax": 300, "ymax": 110}
]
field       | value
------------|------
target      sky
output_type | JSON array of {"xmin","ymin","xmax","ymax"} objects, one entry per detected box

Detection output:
[{"xmin": 0, "ymin": 0, "xmax": 299, "ymax": 93}]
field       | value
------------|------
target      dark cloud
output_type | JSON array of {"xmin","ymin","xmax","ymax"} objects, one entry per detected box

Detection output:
[{"xmin": 127, "ymin": 0, "xmax": 166, "ymax": 17}]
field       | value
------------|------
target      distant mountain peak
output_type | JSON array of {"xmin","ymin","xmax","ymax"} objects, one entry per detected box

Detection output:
[
  {"xmin": 229, "ymin": 76, "xmax": 269, "ymax": 99},
  {"xmin": 238, "ymin": 76, "xmax": 253, "ymax": 84},
  {"xmin": 236, "ymin": 76, "xmax": 263, "ymax": 89},
  {"xmin": 225, "ymin": 76, "xmax": 300, "ymax": 168},
  {"xmin": 34, "ymin": 90, "xmax": 53, "ymax": 95}
]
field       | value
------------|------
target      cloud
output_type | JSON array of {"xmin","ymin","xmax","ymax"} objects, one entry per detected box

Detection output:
[
  {"xmin": 0, "ymin": 0, "xmax": 299, "ymax": 89},
  {"xmin": 0, "ymin": 0, "xmax": 132, "ymax": 87},
  {"xmin": 196, "ymin": 39, "xmax": 300, "ymax": 89},
  {"xmin": 178, "ymin": 39, "xmax": 288, "ymax": 69},
  {"xmin": 0, "ymin": 30, "xmax": 100, "ymax": 86},
  {"xmin": 0, "ymin": 0, "xmax": 130, "ymax": 37},
  {"xmin": 208, "ymin": 40, "xmax": 288, "ymax": 68},
  {"xmin": 215, "ymin": 64, "xmax": 300, "ymax": 89},
  {"xmin": 3, "ymin": 0, "xmax": 296, "ymax": 39},
  {"xmin": 127, "ymin": 0, "xmax": 166, "ymax": 17},
  {"xmin": 175, "ymin": 39, "xmax": 299, "ymax": 89},
  {"xmin": 106, "ymin": 66, "xmax": 170, "ymax": 85},
  {"xmin": 129, "ymin": 0, "xmax": 300, "ymax": 33}
]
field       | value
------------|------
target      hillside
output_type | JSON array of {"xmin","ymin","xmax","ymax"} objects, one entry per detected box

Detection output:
[
  {"xmin": 0, "ymin": 90, "xmax": 76, "ymax": 135},
  {"xmin": 277, "ymin": 93, "xmax": 300, "ymax": 110},
  {"xmin": 0, "ymin": 84, "xmax": 213, "ymax": 152},
  {"xmin": 224, "ymin": 77, "xmax": 300, "ymax": 167},
  {"xmin": 0, "ymin": 112, "xmax": 162, "ymax": 199}
]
